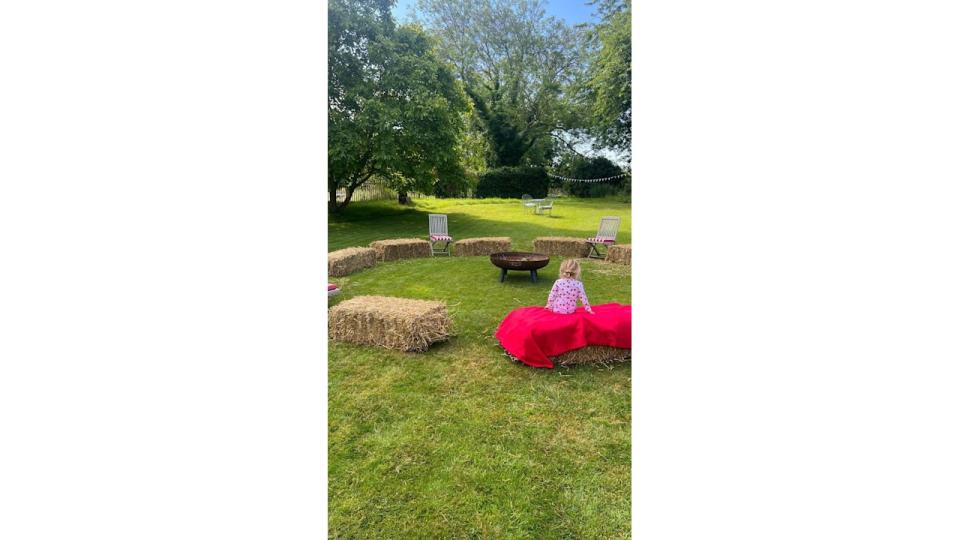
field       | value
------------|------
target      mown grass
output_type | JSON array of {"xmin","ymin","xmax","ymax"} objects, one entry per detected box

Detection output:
[
  {"xmin": 328, "ymin": 197, "xmax": 631, "ymax": 539},
  {"xmin": 328, "ymin": 196, "xmax": 632, "ymax": 252}
]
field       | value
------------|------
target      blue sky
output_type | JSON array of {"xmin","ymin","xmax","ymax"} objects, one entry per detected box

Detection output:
[{"xmin": 392, "ymin": 0, "xmax": 598, "ymax": 26}]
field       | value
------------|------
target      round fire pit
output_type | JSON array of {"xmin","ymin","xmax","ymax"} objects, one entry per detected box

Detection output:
[{"xmin": 490, "ymin": 252, "xmax": 550, "ymax": 283}]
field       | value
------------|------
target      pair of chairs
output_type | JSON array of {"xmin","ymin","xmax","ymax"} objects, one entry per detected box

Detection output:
[{"xmin": 520, "ymin": 194, "xmax": 554, "ymax": 216}]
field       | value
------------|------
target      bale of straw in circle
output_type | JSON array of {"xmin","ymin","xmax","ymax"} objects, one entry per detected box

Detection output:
[
  {"xmin": 606, "ymin": 244, "xmax": 631, "ymax": 265},
  {"xmin": 328, "ymin": 246, "xmax": 377, "ymax": 277},
  {"xmin": 453, "ymin": 237, "xmax": 512, "ymax": 257},
  {"xmin": 532, "ymin": 236, "xmax": 591, "ymax": 258},
  {"xmin": 369, "ymin": 238, "xmax": 432, "ymax": 262},
  {"xmin": 328, "ymin": 295, "xmax": 451, "ymax": 352},
  {"xmin": 552, "ymin": 346, "xmax": 631, "ymax": 367}
]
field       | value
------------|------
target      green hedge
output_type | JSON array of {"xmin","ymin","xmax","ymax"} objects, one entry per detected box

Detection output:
[
  {"xmin": 475, "ymin": 166, "xmax": 548, "ymax": 199},
  {"xmin": 565, "ymin": 157, "xmax": 626, "ymax": 198}
]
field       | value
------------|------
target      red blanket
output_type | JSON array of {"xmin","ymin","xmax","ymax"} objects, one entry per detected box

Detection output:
[{"xmin": 494, "ymin": 303, "xmax": 631, "ymax": 368}]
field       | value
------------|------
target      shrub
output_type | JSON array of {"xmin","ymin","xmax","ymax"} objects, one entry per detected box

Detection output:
[
  {"xmin": 475, "ymin": 166, "xmax": 548, "ymax": 199},
  {"xmin": 563, "ymin": 157, "xmax": 626, "ymax": 198},
  {"xmin": 434, "ymin": 170, "xmax": 477, "ymax": 198}
]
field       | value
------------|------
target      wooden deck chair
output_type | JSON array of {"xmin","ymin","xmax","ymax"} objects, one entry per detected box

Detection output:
[
  {"xmin": 428, "ymin": 214, "xmax": 453, "ymax": 256},
  {"xmin": 534, "ymin": 198, "xmax": 554, "ymax": 215},
  {"xmin": 587, "ymin": 216, "xmax": 620, "ymax": 259}
]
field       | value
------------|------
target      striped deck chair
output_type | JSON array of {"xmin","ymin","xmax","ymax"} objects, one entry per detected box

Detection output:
[
  {"xmin": 428, "ymin": 214, "xmax": 453, "ymax": 256},
  {"xmin": 587, "ymin": 216, "xmax": 620, "ymax": 259}
]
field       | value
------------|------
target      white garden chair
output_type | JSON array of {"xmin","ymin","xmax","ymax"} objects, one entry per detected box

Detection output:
[
  {"xmin": 586, "ymin": 216, "xmax": 620, "ymax": 259},
  {"xmin": 428, "ymin": 213, "xmax": 453, "ymax": 256},
  {"xmin": 534, "ymin": 198, "xmax": 554, "ymax": 216},
  {"xmin": 521, "ymin": 194, "xmax": 537, "ymax": 212}
]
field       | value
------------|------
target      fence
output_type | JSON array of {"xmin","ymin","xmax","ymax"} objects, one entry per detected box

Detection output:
[{"xmin": 328, "ymin": 180, "xmax": 427, "ymax": 203}]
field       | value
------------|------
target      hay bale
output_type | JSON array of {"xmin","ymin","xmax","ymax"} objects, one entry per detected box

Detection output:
[
  {"xmin": 453, "ymin": 237, "xmax": 512, "ymax": 257},
  {"xmin": 369, "ymin": 238, "xmax": 432, "ymax": 262},
  {"xmin": 328, "ymin": 246, "xmax": 377, "ymax": 277},
  {"xmin": 532, "ymin": 236, "xmax": 591, "ymax": 258},
  {"xmin": 606, "ymin": 244, "xmax": 631, "ymax": 265},
  {"xmin": 328, "ymin": 295, "xmax": 451, "ymax": 352},
  {"xmin": 552, "ymin": 346, "xmax": 631, "ymax": 367}
]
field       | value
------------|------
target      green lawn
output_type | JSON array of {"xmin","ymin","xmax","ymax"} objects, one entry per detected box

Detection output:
[
  {"xmin": 328, "ymin": 196, "xmax": 632, "ymax": 252},
  {"xmin": 328, "ymin": 197, "xmax": 631, "ymax": 539}
]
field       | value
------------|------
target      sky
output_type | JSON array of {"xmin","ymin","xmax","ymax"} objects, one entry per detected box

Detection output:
[{"xmin": 391, "ymin": 0, "xmax": 599, "ymax": 26}]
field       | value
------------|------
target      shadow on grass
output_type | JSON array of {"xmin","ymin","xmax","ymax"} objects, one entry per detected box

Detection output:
[{"xmin": 328, "ymin": 199, "xmax": 630, "ymax": 252}]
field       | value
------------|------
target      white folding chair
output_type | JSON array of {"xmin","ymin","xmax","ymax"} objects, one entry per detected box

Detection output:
[
  {"xmin": 586, "ymin": 216, "xmax": 620, "ymax": 259},
  {"xmin": 428, "ymin": 214, "xmax": 453, "ymax": 256}
]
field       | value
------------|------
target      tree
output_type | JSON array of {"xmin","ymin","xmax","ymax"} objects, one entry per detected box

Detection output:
[
  {"xmin": 328, "ymin": 0, "xmax": 469, "ymax": 212},
  {"xmin": 415, "ymin": 0, "xmax": 587, "ymax": 168},
  {"xmin": 559, "ymin": 155, "xmax": 625, "ymax": 198},
  {"xmin": 583, "ymin": 0, "xmax": 631, "ymax": 154}
]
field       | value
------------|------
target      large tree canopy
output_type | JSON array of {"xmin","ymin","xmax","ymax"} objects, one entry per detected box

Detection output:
[
  {"xmin": 415, "ymin": 0, "xmax": 586, "ymax": 168},
  {"xmin": 328, "ymin": 0, "xmax": 469, "ymax": 211},
  {"xmin": 583, "ymin": 0, "xmax": 631, "ymax": 154}
]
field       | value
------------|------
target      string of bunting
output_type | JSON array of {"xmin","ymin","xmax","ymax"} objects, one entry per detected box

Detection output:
[{"xmin": 546, "ymin": 171, "xmax": 630, "ymax": 183}]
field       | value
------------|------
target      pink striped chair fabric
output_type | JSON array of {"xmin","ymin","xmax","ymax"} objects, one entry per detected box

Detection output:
[
  {"xmin": 587, "ymin": 236, "xmax": 616, "ymax": 244},
  {"xmin": 430, "ymin": 234, "xmax": 453, "ymax": 241}
]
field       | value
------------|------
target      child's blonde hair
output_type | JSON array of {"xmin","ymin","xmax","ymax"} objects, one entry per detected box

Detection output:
[{"xmin": 559, "ymin": 259, "xmax": 582, "ymax": 280}]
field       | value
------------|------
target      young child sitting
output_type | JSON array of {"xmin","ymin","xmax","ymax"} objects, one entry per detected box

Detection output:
[{"xmin": 546, "ymin": 259, "xmax": 594, "ymax": 315}]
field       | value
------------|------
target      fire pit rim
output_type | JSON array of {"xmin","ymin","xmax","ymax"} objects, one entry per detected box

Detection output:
[{"xmin": 489, "ymin": 251, "xmax": 550, "ymax": 270}]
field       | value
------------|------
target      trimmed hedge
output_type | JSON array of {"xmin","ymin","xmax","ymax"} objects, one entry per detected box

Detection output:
[{"xmin": 475, "ymin": 166, "xmax": 548, "ymax": 199}]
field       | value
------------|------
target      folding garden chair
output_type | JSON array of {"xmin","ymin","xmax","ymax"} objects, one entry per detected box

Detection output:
[
  {"xmin": 586, "ymin": 216, "xmax": 620, "ymax": 259},
  {"xmin": 428, "ymin": 214, "xmax": 453, "ymax": 256}
]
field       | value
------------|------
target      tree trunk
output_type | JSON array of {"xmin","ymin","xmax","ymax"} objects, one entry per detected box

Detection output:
[
  {"xmin": 330, "ymin": 185, "xmax": 356, "ymax": 213},
  {"xmin": 398, "ymin": 191, "xmax": 409, "ymax": 205},
  {"xmin": 328, "ymin": 184, "xmax": 340, "ymax": 213}
]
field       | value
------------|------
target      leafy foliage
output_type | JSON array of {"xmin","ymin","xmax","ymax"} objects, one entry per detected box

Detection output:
[
  {"xmin": 475, "ymin": 166, "xmax": 549, "ymax": 199},
  {"xmin": 558, "ymin": 156, "xmax": 625, "ymax": 198},
  {"xmin": 582, "ymin": 0, "xmax": 632, "ymax": 153},
  {"xmin": 416, "ymin": 0, "xmax": 587, "ymax": 168},
  {"xmin": 328, "ymin": 0, "xmax": 469, "ymax": 211}
]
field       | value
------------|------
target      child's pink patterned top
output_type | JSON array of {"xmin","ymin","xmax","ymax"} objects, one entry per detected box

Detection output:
[{"xmin": 546, "ymin": 278, "xmax": 591, "ymax": 314}]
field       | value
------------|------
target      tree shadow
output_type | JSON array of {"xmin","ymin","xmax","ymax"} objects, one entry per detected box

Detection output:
[{"xmin": 329, "ymin": 200, "xmax": 631, "ymax": 252}]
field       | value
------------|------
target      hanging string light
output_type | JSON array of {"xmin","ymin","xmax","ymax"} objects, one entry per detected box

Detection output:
[{"xmin": 546, "ymin": 171, "xmax": 630, "ymax": 183}]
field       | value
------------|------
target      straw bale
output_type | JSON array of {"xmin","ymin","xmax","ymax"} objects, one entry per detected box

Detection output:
[
  {"xmin": 552, "ymin": 346, "xmax": 631, "ymax": 367},
  {"xmin": 328, "ymin": 295, "xmax": 451, "ymax": 352},
  {"xmin": 328, "ymin": 247, "xmax": 377, "ymax": 277},
  {"xmin": 453, "ymin": 237, "xmax": 512, "ymax": 257},
  {"xmin": 606, "ymin": 244, "xmax": 631, "ymax": 265},
  {"xmin": 532, "ymin": 237, "xmax": 591, "ymax": 258},
  {"xmin": 369, "ymin": 238, "xmax": 432, "ymax": 262}
]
